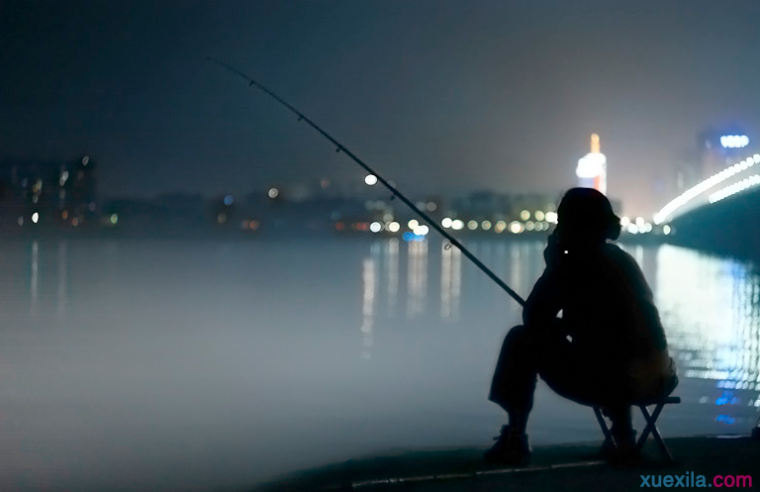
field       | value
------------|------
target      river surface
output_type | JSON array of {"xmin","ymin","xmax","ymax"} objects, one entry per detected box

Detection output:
[{"xmin": 0, "ymin": 238, "xmax": 758, "ymax": 491}]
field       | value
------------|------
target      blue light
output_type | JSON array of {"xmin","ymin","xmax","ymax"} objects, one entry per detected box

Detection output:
[
  {"xmin": 715, "ymin": 391, "xmax": 739, "ymax": 406},
  {"xmin": 720, "ymin": 135, "xmax": 749, "ymax": 149},
  {"xmin": 402, "ymin": 232, "xmax": 426, "ymax": 242},
  {"xmin": 224, "ymin": 195, "xmax": 234, "ymax": 206}
]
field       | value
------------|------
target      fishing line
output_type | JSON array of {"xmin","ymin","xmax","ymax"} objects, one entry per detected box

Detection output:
[{"xmin": 208, "ymin": 57, "xmax": 526, "ymax": 307}]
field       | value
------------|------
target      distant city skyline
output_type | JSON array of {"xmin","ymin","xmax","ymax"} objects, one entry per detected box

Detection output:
[{"xmin": 3, "ymin": 1, "xmax": 760, "ymax": 217}]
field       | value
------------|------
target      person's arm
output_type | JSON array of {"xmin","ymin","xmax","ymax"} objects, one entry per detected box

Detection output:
[
  {"xmin": 522, "ymin": 234, "xmax": 563, "ymax": 327},
  {"xmin": 614, "ymin": 248, "xmax": 669, "ymax": 352},
  {"xmin": 522, "ymin": 271, "xmax": 562, "ymax": 327},
  {"xmin": 627, "ymin": 258, "xmax": 668, "ymax": 351}
]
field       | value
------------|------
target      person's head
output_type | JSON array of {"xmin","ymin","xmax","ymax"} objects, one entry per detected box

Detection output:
[{"xmin": 554, "ymin": 188, "xmax": 621, "ymax": 246}]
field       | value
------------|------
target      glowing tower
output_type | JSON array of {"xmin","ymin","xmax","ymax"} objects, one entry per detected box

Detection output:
[{"xmin": 576, "ymin": 133, "xmax": 607, "ymax": 195}]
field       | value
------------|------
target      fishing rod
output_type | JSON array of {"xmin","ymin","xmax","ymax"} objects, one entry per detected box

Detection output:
[{"xmin": 207, "ymin": 57, "xmax": 526, "ymax": 307}]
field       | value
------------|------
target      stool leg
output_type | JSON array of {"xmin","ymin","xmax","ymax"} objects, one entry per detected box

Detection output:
[
  {"xmin": 593, "ymin": 406, "xmax": 615, "ymax": 447},
  {"xmin": 637, "ymin": 405, "xmax": 655, "ymax": 447},
  {"xmin": 638, "ymin": 404, "xmax": 674, "ymax": 462}
]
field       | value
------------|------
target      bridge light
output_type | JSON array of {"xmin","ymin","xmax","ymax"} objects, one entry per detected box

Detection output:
[
  {"xmin": 663, "ymin": 225, "xmax": 671, "ymax": 235},
  {"xmin": 388, "ymin": 221, "xmax": 401, "ymax": 233},
  {"xmin": 364, "ymin": 174, "xmax": 378, "ymax": 186},
  {"xmin": 708, "ymin": 174, "xmax": 760, "ymax": 203},
  {"xmin": 370, "ymin": 222, "xmax": 382, "ymax": 233},
  {"xmin": 441, "ymin": 217, "xmax": 452, "ymax": 228},
  {"xmin": 452, "ymin": 219, "xmax": 464, "ymax": 230},
  {"xmin": 620, "ymin": 216, "xmax": 631, "ymax": 227},
  {"xmin": 654, "ymin": 153, "xmax": 759, "ymax": 223}
]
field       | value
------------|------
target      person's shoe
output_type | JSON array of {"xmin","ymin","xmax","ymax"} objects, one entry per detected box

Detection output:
[{"xmin": 484, "ymin": 425, "xmax": 531, "ymax": 466}]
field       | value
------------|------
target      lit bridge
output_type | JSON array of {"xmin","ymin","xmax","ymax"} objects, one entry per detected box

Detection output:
[{"xmin": 653, "ymin": 152, "xmax": 760, "ymax": 258}]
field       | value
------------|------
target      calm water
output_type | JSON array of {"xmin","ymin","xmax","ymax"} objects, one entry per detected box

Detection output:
[{"xmin": 0, "ymin": 238, "xmax": 758, "ymax": 491}]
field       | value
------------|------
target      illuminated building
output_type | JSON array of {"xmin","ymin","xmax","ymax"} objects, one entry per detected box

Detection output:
[
  {"xmin": 697, "ymin": 129, "xmax": 751, "ymax": 185},
  {"xmin": 0, "ymin": 155, "xmax": 97, "ymax": 228},
  {"xmin": 60, "ymin": 155, "xmax": 98, "ymax": 218},
  {"xmin": 671, "ymin": 130, "xmax": 752, "ymax": 196},
  {"xmin": 576, "ymin": 133, "xmax": 607, "ymax": 195}
]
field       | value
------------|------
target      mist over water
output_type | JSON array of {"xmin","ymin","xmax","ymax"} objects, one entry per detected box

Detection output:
[{"xmin": 0, "ymin": 238, "xmax": 758, "ymax": 491}]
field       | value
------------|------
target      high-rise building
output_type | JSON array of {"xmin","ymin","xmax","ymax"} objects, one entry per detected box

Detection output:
[
  {"xmin": 697, "ymin": 129, "xmax": 751, "ymax": 183},
  {"xmin": 576, "ymin": 133, "xmax": 607, "ymax": 195}
]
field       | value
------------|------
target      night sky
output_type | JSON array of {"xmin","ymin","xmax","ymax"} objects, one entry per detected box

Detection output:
[{"xmin": 2, "ymin": 0, "xmax": 760, "ymax": 216}]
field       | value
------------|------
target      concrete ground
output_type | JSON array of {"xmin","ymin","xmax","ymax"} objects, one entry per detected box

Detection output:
[{"xmin": 254, "ymin": 435, "xmax": 759, "ymax": 492}]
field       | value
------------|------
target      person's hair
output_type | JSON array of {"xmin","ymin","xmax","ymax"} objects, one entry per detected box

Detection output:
[{"xmin": 556, "ymin": 188, "xmax": 621, "ymax": 242}]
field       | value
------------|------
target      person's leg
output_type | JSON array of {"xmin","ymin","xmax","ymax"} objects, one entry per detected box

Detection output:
[
  {"xmin": 601, "ymin": 404, "xmax": 639, "ymax": 462},
  {"xmin": 542, "ymin": 354, "xmax": 643, "ymax": 462},
  {"xmin": 488, "ymin": 325, "xmax": 539, "ymax": 433},
  {"xmin": 607, "ymin": 405, "xmax": 634, "ymax": 443},
  {"xmin": 486, "ymin": 324, "xmax": 566, "ymax": 464}
]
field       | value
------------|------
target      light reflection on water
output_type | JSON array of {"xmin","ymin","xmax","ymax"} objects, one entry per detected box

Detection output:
[
  {"xmin": 384, "ymin": 239, "xmax": 399, "ymax": 314},
  {"xmin": 440, "ymin": 243, "xmax": 462, "ymax": 321},
  {"xmin": 360, "ymin": 257, "xmax": 376, "ymax": 361},
  {"xmin": 0, "ymin": 238, "xmax": 757, "ymax": 491},
  {"xmin": 406, "ymin": 240, "xmax": 428, "ymax": 319},
  {"xmin": 653, "ymin": 245, "xmax": 760, "ymax": 428}
]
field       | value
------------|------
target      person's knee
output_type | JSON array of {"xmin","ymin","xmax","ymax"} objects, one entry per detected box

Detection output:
[
  {"xmin": 499, "ymin": 325, "xmax": 539, "ymax": 357},
  {"xmin": 503, "ymin": 325, "xmax": 529, "ymax": 346}
]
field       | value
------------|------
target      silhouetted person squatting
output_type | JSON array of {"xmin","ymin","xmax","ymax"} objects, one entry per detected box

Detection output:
[{"xmin": 485, "ymin": 188, "xmax": 678, "ymax": 465}]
